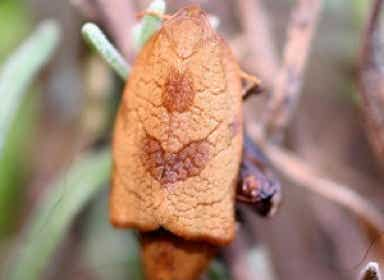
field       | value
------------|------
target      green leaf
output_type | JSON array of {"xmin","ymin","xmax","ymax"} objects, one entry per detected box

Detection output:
[
  {"xmin": 0, "ymin": 0, "xmax": 31, "ymax": 59},
  {"xmin": 0, "ymin": 20, "xmax": 60, "ymax": 155},
  {"xmin": 5, "ymin": 149, "xmax": 111, "ymax": 280},
  {"xmin": 0, "ymin": 91, "xmax": 40, "ymax": 238},
  {"xmin": 81, "ymin": 0, "xmax": 166, "ymax": 81},
  {"xmin": 82, "ymin": 22, "xmax": 130, "ymax": 80}
]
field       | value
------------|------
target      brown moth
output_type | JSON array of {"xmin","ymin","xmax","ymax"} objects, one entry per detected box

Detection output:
[{"xmin": 110, "ymin": 5, "xmax": 242, "ymax": 246}]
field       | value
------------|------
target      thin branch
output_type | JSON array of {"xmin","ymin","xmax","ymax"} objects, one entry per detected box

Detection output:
[
  {"xmin": 82, "ymin": 23, "xmax": 130, "ymax": 80},
  {"xmin": 361, "ymin": 0, "xmax": 383, "ymax": 64},
  {"xmin": 359, "ymin": 0, "xmax": 384, "ymax": 169},
  {"xmin": 237, "ymin": 0, "xmax": 279, "ymax": 89},
  {"xmin": 360, "ymin": 262, "xmax": 382, "ymax": 280},
  {"xmin": 262, "ymin": 0, "xmax": 322, "ymax": 139},
  {"xmin": 70, "ymin": 0, "xmax": 99, "ymax": 20},
  {"xmin": 94, "ymin": 0, "xmax": 137, "ymax": 60},
  {"xmin": 71, "ymin": 0, "xmax": 137, "ymax": 60},
  {"xmin": 264, "ymin": 143, "xmax": 384, "ymax": 238},
  {"xmin": 247, "ymin": 124, "xmax": 384, "ymax": 241}
]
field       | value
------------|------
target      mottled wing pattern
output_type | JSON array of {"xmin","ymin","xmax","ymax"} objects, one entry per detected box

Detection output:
[{"xmin": 110, "ymin": 9, "xmax": 242, "ymax": 245}]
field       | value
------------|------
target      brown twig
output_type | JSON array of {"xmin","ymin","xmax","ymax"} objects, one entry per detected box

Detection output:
[
  {"xmin": 237, "ymin": 0, "xmax": 279, "ymax": 89},
  {"xmin": 359, "ymin": 0, "xmax": 384, "ymax": 170},
  {"xmin": 251, "ymin": 133, "xmax": 384, "ymax": 243},
  {"xmin": 70, "ymin": 0, "xmax": 99, "ymax": 20},
  {"xmin": 72, "ymin": 0, "xmax": 137, "ymax": 61},
  {"xmin": 262, "ymin": 0, "xmax": 322, "ymax": 140},
  {"xmin": 248, "ymin": 119, "xmax": 384, "ymax": 242},
  {"xmin": 360, "ymin": 262, "xmax": 382, "ymax": 280},
  {"xmin": 94, "ymin": 0, "xmax": 137, "ymax": 61}
]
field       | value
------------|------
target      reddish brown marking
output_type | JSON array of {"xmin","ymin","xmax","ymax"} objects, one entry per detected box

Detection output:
[
  {"xmin": 143, "ymin": 136, "xmax": 209, "ymax": 184},
  {"xmin": 162, "ymin": 68, "xmax": 195, "ymax": 112}
]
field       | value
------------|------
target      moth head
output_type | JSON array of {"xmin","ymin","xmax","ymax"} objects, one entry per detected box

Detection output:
[
  {"xmin": 237, "ymin": 158, "xmax": 282, "ymax": 217},
  {"xmin": 163, "ymin": 5, "xmax": 213, "ymax": 59}
]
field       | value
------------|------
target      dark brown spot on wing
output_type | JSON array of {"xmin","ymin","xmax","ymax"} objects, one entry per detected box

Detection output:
[
  {"xmin": 162, "ymin": 68, "xmax": 195, "ymax": 112},
  {"xmin": 143, "ymin": 135, "xmax": 209, "ymax": 184}
]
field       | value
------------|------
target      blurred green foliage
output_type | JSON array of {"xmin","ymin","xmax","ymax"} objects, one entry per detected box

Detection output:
[
  {"xmin": 0, "ymin": 20, "xmax": 59, "ymax": 152},
  {"xmin": 0, "ymin": 92, "xmax": 39, "ymax": 238},
  {"xmin": 207, "ymin": 260, "xmax": 230, "ymax": 280},
  {"xmin": 0, "ymin": 19, "xmax": 59, "ymax": 238},
  {"xmin": 0, "ymin": 0, "xmax": 34, "ymax": 238},
  {"xmin": 83, "ymin": 193, "xmax": 144, "ymax": 280},
  {"xmin": 6, "ymin": 149, "xmax": 111, "ymax": 280},
  {"xmin": 352, "ymin": 0, "xmax": 370, "ymax": 26},
  {"xmin": 0, "ymin": 0, "xmax": 30, "ymax": 60}
]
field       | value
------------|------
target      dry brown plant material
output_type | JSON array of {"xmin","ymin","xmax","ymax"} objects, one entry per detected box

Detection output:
[
  {"xmin": 359, "ymin": 0, "xmax": 384, "ymax": 170},
  {"xmin": 262, "ymin": 0, "xmax": 322, "ymax": 139}
]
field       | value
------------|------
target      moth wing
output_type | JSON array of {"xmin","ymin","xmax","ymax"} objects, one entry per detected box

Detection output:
[
  {"xmin": 111, "ymin": 23, "xmax": 243, "ymax": 246},
  {"xmin": 110, "ymin": 35, "xmax": 165, "ymax": 231},
  {"xmin": 160, "ymin": 38, "xmax": 243, "ymax": 245}
]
